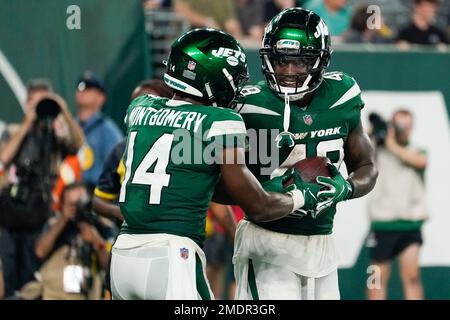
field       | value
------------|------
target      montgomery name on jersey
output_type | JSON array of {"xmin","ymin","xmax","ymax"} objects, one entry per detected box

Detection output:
[
  {"xmin": 119, "ymin": 94, "xmax": 246, "ymax": 246},
  {"xmin": 236, "ymin": 71, "xmax": 363, "ymax": 235}
]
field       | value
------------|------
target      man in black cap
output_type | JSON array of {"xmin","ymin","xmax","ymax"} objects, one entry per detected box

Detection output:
[{"xmin": 75, "ymin": 71, "xmax": 123, "ymax": 191}]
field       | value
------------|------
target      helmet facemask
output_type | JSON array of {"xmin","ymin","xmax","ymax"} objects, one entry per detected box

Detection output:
[
  {"xmin": 206, "ymin": 67, "xmax": 249, "ymax": 109},
  {"xmin": 261, "ymin": 45, "xmax": 330, "ymax": 101},
  {"xmin": 260, "ymin": 8, "xmax": 332, "ymax": 101}
]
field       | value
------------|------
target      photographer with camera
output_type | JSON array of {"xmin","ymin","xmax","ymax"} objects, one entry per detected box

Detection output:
[
  {"xmin": 34, "ymin": 182, "xmax": 117, "ymax": 299},
  {"xmin": 0, "ymin": 79, "xmax": 84, "ymax": 297},
  {"xmin": 367, "ymin": 109, "xmax": 428, "ymax": 300}
]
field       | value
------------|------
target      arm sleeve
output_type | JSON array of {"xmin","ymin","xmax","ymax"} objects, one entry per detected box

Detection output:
[{"xmin": 94, "ymin": 141, "xmax": 125, "ymax": 200}]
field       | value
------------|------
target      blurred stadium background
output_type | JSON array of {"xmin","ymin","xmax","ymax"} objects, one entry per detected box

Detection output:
[{"xmin": 0, "ymin": 0, "xmax": 449, "ymax": 300}]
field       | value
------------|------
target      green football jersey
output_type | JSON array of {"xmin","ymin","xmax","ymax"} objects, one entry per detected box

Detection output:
[
  {"xmin": 119, "ymin": 95, "xmax": 246, "ymax": 246},
  {"xmin": 236, "ymin": 72, "xmax": 364, "ymax": 235}
]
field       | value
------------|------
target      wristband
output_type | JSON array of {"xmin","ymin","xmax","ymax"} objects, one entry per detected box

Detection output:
[{"xmin": 287, "ymin": 189, "xmax": 305, "ymax": 212}]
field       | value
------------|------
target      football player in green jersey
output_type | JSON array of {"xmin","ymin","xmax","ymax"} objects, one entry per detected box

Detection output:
[
  {"xmin": 110, "ymin": 28, "xmax": 318, "ymax": 300},
  {"xmin": 230, "ymin": 8, "xmax": 379, "ymax": 300}
]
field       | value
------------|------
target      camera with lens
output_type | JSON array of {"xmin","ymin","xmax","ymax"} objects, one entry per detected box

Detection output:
[
  {"xmin": 0, "ymin": 98, "xmax": 65, "ymax": 230},
  {"xmin": 12, "ymin": 98, "xmax": 62, "ymax": 199},
  {"xmin": 36, "ymin": 98, "xmax": 61, "ymax": 120},
  {"xmin": 74, "ymin": 198, "xmax": 99, "ymax": 225},
  {"xmin": 368, "ymin": 112, "xmax": 388, "ymax": 146}
]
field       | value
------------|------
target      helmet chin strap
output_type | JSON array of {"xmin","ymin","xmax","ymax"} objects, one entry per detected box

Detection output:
[
  {"xmin": 278, "ymin": 91, "xmax": 306, "ymax": 101},
  {"xmin": 283, "ymin": 92, "xmax": 291, "ymax": 133},
  {"xmin": 273, "ymin": 56, "xmax": 321, "ymax": 101},
  {"xmin": 275, "ymin": 92, "xmax": 295, "ymax": 148}
]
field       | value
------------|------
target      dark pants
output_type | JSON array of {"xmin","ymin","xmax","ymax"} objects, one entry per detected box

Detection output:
[
  {"xmin": 0, "ymin": 227, "xmax": 42, "ymax": 297},
  {"xmin": 368, "ymin": 230, "xmax": 423, "ymax": 262}
]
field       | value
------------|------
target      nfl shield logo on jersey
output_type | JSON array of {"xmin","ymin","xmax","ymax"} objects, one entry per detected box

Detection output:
[
  {"xmin": 187, "ymin": 61, "xmax": 196, "ymax": 71},
  {"xmin": 303, "ymin": 114, "xmax": 313, "ymax": 126},
  {"xmin": 180, "ymin": 247, "xmax": 189, "ymax": 260}
]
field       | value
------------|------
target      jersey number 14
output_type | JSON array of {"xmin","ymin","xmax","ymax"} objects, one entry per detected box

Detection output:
[{"xmin": 119, "ymin": 132, "xmax": 173, "ymax": 205}]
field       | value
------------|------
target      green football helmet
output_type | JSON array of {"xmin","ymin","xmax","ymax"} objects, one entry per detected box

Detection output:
[
  {"xmin": 260, "ymin": 8, "xmax": 332, "ymax": 101},
  {"xmin": 164, "ymin": 28, "xmax": 249, "ymax": 108}
]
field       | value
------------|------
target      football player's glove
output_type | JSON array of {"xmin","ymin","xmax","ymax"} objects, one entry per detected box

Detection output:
[
  {"xmin": 315, "ymin": 163, "xmax": 353, "ymax": 217},
  {"xmin": 262, "ymin": 169, "xmax": 321, "ymax": 215},
  {"xmin": 286, "ymin": 170, "xmax": 322, "ymax": 217},
  {"xmin": 261, "ymin": 168, "xmax": 295, "ymax": 194}
]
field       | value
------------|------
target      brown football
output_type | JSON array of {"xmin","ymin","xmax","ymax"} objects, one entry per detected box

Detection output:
[{"xmin": 284, "ymin": 156, "xmax": 331, "ymax": 186}]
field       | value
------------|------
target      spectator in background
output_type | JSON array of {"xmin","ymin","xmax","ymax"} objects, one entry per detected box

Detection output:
[
  {"xmin": 173, "ymin": 0, "xmax": 243, "ymax": 38},
  {"xmin": 342, "ymin": 4, "xmax": 393, "ymax": 44},
  {"xmin": 0, "ymin": 120, "xmax": 8, "ymax": 147},
  {"xmin": 75, "ymin": 71, "xmax": 123, "ymax": 191},
  {"xmin": 34, "ymin": 182, "xmax": 117, "ymax": 300},
  {"xmin": 0, "ymin": 80, "xmax": 84, "ymax": 298},
  {"xmin": 0, "ymin": 123, "xmax": 11, "ymax": 298},
  {"xmin": 305, "ymin": 0, "xmax": 351, "ymax": 40},
  {"xmin": 366, "ymin": 110, "xmax": 427, "ymax": 300},
  {"xmin": 0, "ymin": 251, "xmax": 4, "ymax": 299},
  {"xmin": 264, "ymin": 0, "xmax": 297, "ymax": 24},
  {"xmin": 143, "ymin": 0, "xmax": 171, "ymax": 10},
  {"xmin": 0, "ymin": 120, "xmax": 12, "ymax": 187},
  {"xmin": 235, "ymin": 0, "xmax": 265, "ymax": 43},
  {"xmin": 448, "ymin": 10, "xmax": 450, "ymax": 42},
  {"xmin": 0, "ymin": 115, "xmax": 5, "ymax": 293},
  {"xmin": 204, "ymin": 202, "xmax": 236, "ymax": 299},
  {"xmin": 397, "ymin": 0, "xmax": 449, "ymax": 47}
]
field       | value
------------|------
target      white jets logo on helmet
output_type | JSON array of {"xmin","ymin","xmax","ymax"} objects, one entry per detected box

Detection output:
[
  {"xmin": 276, "ymin": 39, "xmax": 300, "ymax": 50},
  {"xmin": 211, "ymin": 47, "xmax": 246, "ymax": 63},
  {"xmin": 314, "ymin": 20, "xmax": 329, "ymax": 38}
]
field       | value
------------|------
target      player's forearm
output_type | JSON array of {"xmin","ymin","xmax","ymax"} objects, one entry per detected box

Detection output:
[
  {"xmin": 93, "ymin": 196, "xmax": 124, "ymax": 222},
  {"xmin": 212, "ymin": 177, "xmax": 236, "ymax": 205},
  {"xmin": 247, "ymin": 192, "xmax": 294, "ymax": 222},
  {"xmin": 220, "ymin": 156, "xmax": 294, "ymax": 222},
  {"xmin": 347, "ymin": 163, "xmax": 378, "ymax": 199},
  {"xmin": 345, "ymin": 121, "xmax": 378, "ymax": 199},
  {"xmin": 225, "ymin": 183, "xmax": 294, "ymax": 223},
  {"xmin": 229, "ymin": 172, "xmax": 297, "ymax": 221}
]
